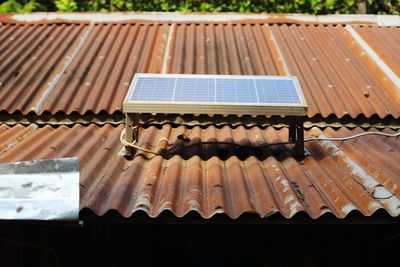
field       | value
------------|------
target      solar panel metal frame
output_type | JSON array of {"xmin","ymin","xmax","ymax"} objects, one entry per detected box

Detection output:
[{"xmin": 123, "ymin": 74, "xmax": 308, "ymax": 116}]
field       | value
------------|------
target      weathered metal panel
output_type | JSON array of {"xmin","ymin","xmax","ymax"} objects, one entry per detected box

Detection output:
[
  {"xmin": 0, "ymin": 157, "xmax": 79, "ymax": 220},
  {"xmin": 270, "ymin": 24, "xmax": 400, "ymax": 118},
  {"xmin": 0, "ymin": 18, "xmax": 399, "ymax": 119},
  {"xmin": 0, "ymin": 24, "xmax": 88, "ymax": 114},
  {"xmin": 39, "ymin": 23, "xmax": 168, "ymax": 115},
  {"xmin": 166, "ymin": 23, "xmax": 400, "ymax": 119},
  {"xmin": 354, "ymin": 26, "xmax": 400, "ymax": 78},
  {"xmin": 0, "ymin": 124, "xmax": 398, "ymax": 219}
]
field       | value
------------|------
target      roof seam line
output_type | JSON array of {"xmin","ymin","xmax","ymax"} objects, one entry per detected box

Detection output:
[
  {"xmin": 161, "ymin": 23, "xmax": 175, "ymax": 74},
  {"xmin": 345, "ymin": 25, "xmax": 400, "ymax": 92},
  {"xmin": 263, "ymin": 25, "xmax": 290, "ymax": 75},
  {"xmin": 34, "ymin": 22, "xmax": 95, "ymax": 113}
]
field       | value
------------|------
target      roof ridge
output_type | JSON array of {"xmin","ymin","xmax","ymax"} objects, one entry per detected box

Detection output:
[{"xmin": 0, "ymin": 12, "xmax": 399, "ymax": 26}]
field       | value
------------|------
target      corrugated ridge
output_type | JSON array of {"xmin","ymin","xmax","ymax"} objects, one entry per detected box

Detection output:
[{"xmin": 0, "ymin": 124, "xmax": 398, "ymax": 219}]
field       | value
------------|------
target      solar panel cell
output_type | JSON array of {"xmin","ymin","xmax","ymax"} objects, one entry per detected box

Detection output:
[
  {"xmin": 174, "ymin": 78, "xmax": 216, "ymax": 102},
  {"xmin": 133, "ymin": 77, "xmax": 175, "ymax": 102}
]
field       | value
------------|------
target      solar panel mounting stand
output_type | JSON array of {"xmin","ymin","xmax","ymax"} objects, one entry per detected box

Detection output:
[
  {"xmin": 124, "ymin": 114, "xmax": 306, "ymax": 158},
  {"xmin": 123, "ymin": 74, "xmax": 308, "ymax": 158}
]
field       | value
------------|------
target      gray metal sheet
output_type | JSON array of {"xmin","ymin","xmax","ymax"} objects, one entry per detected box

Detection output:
[{"xmin": 0, "ymin": 158, "xmax": 80, "ymax": 221}]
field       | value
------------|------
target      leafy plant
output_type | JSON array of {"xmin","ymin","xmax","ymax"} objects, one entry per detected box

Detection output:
[
  {"xmin": 54, "ymin": 0, "xmax": 77, "ymax": 12},
  {"xmin": 0, "ymin": 0, "xmax": 23, "ymax": 13},
  {"xmin": 0, "ymin": 0, "xmax": 43, "ymax": 13}
]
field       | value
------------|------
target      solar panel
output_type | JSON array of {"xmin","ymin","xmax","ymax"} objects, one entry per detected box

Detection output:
[{"xmin": 124, "ymin": 74, "xmax": 307, "ymax": 116}]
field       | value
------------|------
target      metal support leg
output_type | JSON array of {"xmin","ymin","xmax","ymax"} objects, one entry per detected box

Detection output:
[
  {"xmin": 288, "ymin": 117, "xmax": 297, "ymax": 143},
  {"xmin": 294, "ymin": 118, "xmax": 304, "ymax": 158},
  {"xmin": 124, "ymin": 114, "xmax": 134, "ymax": 156},
  {"xmin": 124, "ymin": 114, "xmax": 139, "ymax": 157}
]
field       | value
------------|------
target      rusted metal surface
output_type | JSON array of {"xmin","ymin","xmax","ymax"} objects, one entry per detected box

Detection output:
[
  {"xmin": 165, "ymin": 23, "xmax": 400, "ymax": 118},
  {"xmin": 37, "ymin": 23, "xmax": 167, "ymax": 115},
  {"xmin": 0, "ymin": 124, "xmax": 398, "ymax": 219},
  {"xmin": 0, "ymin": 23, "xmax": 167, "ymax": 115},
  {"xmin": 354, "ymin": 26, "xmax": 400, "ymax": 78},
  {"xmin": 1, "ymin": 19, "xmax": 399, "ymax": 119},
  {"xmin": 0, "ymin": 24, "xmax": 88, "ymax": 114},
  {"xmin": 270, "ymin": 24, "xmax": 400, "ymax": 118}
]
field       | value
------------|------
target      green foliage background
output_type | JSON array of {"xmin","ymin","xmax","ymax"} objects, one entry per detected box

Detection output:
[{"xmin": 0, "ymin": 0, "xmax": 399, "ymax": 14}]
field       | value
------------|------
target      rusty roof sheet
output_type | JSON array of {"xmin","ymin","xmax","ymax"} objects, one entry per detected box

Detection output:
[
  {"xmin": 0, "ymin": 24, "xmax": 89, "ymax": 114},
  {"xmin": 0, "ymin": 20, "xmax": 399, "ymax": 119},
  {"xmin": 354, "ymin": 26, "xmax": 400, "ymax": 78},
  {"xmin": 167, "ymin": 23, "xmax": 400, "ymax": 118},
  {"xmin": 0, "ymin": 12, "xmax": 399, "ymax": 222},
  {"xmin": 0, "ymin": 124, "xmax": 399, "ymax": 219}
]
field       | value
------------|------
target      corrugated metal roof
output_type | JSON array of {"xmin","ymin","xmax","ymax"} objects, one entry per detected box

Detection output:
[
  {"xmin": 0, "ymin": 124, "xmax": 398, "ymax": 219},
  {"xmin": 0, "ymin": 19, "xmax": 399, "ymax": 119},
  {"xmin": 0, "ymin": 12, "xmax": 399, "ymax": 222}
]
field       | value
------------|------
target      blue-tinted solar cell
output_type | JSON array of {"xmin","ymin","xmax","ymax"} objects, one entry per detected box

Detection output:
[
  {"xmin": 216, "ymin": 78, "xmax": 258, "ymax": 103},
  {"xmin": 255, "ymin": 79, "xmax": 300, "ymax": 104},
  {"xmin": 132, "ymin": 77, "xmax": 175, "ymax": 101},
  {"xmin": 131, "ymin": 76, "xmax": 302, "ymax": 105},
  {"xmin": 174, "ymin": 78, "xmax": 215, "ymax": 102}
]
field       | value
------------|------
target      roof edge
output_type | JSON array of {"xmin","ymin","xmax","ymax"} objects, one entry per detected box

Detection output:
[{"xmin": 0, "ymin": 12, "xmax": 399, "ymax": 26}]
